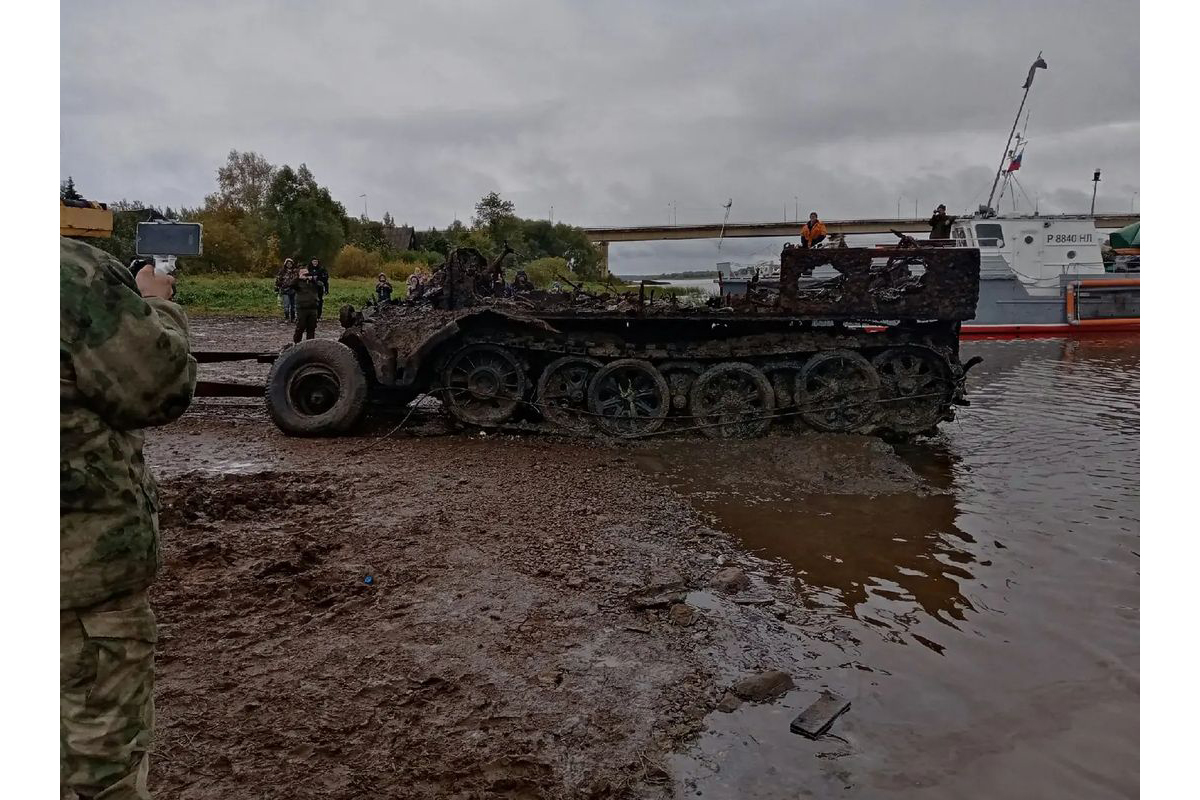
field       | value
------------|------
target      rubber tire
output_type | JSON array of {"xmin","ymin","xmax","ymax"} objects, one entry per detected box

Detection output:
[
  {"xmin": 689, "ymin": 362, "xmax": 775, "ymax": 439},
  {"xmin": 266, "ymin": 339, "xmax": 369, "ymax": 436}
]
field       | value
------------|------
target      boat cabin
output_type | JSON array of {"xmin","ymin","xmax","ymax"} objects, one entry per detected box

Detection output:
[{"xmin": 950, "ymin": 215, "xmax": 1107, "ymax": 295}]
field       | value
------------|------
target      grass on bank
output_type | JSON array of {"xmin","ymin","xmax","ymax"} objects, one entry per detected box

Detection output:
[
  {"xmin": 175, "ymin": 276, "xmax": 383, "ymax": 316},
  {"xmin": 174, "ymin": 275, "xmax": 699, "ymax": 316}
]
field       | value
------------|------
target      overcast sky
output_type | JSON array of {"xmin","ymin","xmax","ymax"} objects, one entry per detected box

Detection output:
[{"xmin": 61, "ymin": 0, "xmax": 1139, "ymax": 274}]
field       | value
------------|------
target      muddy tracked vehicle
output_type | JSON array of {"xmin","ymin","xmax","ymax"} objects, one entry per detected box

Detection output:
[{"xmin": 265, "ymin": 243, "xmax": 981, "ymax": 439}]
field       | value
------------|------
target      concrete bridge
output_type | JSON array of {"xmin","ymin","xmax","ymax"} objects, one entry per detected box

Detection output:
[{"xmin": 583, "ymin": 213, "xmax": 1139, "ymax": 275}]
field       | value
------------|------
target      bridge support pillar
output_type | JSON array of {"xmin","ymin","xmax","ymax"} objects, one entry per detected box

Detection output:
[{"xmin": 595, "ymin": 241, "xmax": 609, "ymax": 278}]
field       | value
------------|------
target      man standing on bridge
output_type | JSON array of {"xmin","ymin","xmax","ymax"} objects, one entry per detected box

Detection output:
[{"xmin": 800, "ymin": 212, "xmax": 828, "ymax": 249}]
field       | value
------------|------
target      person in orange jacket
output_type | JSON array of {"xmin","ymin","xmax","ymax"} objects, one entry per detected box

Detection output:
[{"xmin": 801, "ymin": 212, "xmax": 828, "ymax": 248}]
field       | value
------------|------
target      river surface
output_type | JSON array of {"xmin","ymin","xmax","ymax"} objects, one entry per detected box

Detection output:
[
  {"xmin": 639, "ymin": 335, "xmax": 1140, "ymax": 799},
  {"xmin": 658, "ymin": 277, "xmax": 720, "ymax": 295}
]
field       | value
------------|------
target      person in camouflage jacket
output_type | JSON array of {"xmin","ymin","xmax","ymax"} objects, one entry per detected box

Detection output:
[{"xmin": 60, "ymin": 237, "xmax": 197, "ymax": 799}]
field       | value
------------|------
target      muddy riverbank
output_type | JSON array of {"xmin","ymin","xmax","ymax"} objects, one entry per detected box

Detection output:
[
  {"xmin": 146, "ymin": 317, "xmax": 1138, "ymax": 798},
  {"xmin": 146, "ymin": 412, "xmax": 894, "ymax": 798}
]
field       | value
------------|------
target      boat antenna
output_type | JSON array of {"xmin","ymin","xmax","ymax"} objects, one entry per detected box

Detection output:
[
  {"xmin": 985, "ymin": 52, "xmax": 1048, "ymax": 214},
  {"xmin": 1011, "ymin": 172, "xmax": 1035, "ymax": 210}
]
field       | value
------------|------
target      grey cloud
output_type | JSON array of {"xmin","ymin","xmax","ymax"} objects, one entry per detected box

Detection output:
[{"xmin": 61, "ymin": 0, "xmax": 1138, "ymax": 274}]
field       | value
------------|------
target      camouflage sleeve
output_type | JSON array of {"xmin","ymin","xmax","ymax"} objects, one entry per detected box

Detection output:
[{"xmin": 62, "ymin": 240, "xmax": 197, "ymax": 431}]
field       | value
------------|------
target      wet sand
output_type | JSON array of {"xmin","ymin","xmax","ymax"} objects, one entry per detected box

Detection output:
[{"xmin": 148, "ymin": 318, "xmax": 1139, "ymax": 798}]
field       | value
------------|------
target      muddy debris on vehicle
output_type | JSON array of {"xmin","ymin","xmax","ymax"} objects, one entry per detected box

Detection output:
[{"xmin": 263, "ymin": 241, "xmax": 982, "ymax": 441}]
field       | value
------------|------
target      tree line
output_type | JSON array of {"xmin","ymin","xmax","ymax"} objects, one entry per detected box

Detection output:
[{"xmin": 63, "ymin": 150, "xmax": 603, "ymax": 284}]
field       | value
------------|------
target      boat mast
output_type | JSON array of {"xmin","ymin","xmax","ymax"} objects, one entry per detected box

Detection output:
[{"xmin": 985, "ymin": 53, "xmax": 1047, "ymax": 214}]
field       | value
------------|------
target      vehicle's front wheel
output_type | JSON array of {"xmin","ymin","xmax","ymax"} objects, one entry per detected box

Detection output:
[{"xmin": 266, "ymin": 340, "xmax": 369, "ymax": 436}]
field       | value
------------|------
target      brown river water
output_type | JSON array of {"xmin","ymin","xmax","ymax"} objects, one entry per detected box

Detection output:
[{"xmin": 638, "ymin": 336, "xmax": 1140, "ymax": 799}]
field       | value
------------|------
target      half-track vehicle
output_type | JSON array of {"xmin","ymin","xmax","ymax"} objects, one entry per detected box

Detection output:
[{"xmin": 265, "ymin": 241, "xmax": 981, "ymax": 439}]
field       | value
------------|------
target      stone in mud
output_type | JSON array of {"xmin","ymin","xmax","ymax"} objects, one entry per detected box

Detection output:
[
  {"xmin": 628, "ymin": 567, "xmax": 687, "ymax": 609},
  {"xmin": 730, "ymin": 670, "xmax": 795, "ymax": 702},
  {"xmin": 645, "ymin": 567, "xmax": 685, "ymax": 592},
  {"xmin": 668, "ymin": 603, "xmax": 697, "ymax": 626},
  {"xmin": 708, "ymin": 566, "xmax": 749, "ymax": 593},
  {"xmin": 716, "ymin": 691, "xmax": 743, "ymax": 713},
  {"xmin": 629, "ymin": 590, "xmax": 687, "ymax": 610}
]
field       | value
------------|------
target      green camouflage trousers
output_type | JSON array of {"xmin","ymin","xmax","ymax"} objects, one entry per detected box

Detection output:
[{"xmin": 60, "ymin": 590, "xmax": 155, "ymax": 800}]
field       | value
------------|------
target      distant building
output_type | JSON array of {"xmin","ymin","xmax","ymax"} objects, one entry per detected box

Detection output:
[{"xmin": 383, "ymin": 224, "xmax": 415, "ymax": 252}]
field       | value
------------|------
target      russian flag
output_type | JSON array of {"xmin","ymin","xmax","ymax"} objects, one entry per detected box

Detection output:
[{"xmin": 1008, "ymin": 151, "xmax": 1023, "ymax": 172}]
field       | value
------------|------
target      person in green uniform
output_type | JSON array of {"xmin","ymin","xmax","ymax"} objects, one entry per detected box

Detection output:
[
  {"xmin": 60, "ymin": 236, "xmax": 197, "ymax": 799},
  {"xmin": 287, "ymin": 266, "xmax": 322, "ymax": 343}
]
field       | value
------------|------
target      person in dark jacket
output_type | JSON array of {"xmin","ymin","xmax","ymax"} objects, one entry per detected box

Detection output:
[
  {"xmin": 308, "ymin": 258, "xmax": 330, "ymax": 318},
  {"xmin": 286, "ymin": 267, "xmax": 322, "ymax": 343},
  {"xmin": 274, "ymin": 258, "xmax": 298, "ymax": 321},
  {"xmin": 375, "ymin": 273, "xmax": 394, "ymax": 302},
  {"xmin": 511, "ymin": 270, "xmax": 535, "ymax": 293},
  {"xmin": 929, "ymin": 205, "xmax": 956, "ymax": 240}
]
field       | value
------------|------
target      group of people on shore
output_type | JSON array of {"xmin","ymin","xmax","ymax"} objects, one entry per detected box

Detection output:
[
  {"xmin": 274, "ymin": 257, "xmax": 330, "ymax": 343},
  {"xmin": 371, "ymin": 271, "xmax": 429, "ymax": 303},
  {"xmin": 371, "ymin": 266, "xmax": 549, "ymax": 306}
]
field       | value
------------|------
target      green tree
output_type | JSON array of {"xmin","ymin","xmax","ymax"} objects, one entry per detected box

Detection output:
[
  {"xmin": 183, "ymin": 205, "xmax": 257, "ymax": 273},
  {"xmin": 206, "ymin": 150, "xmax": 276, "ymax": 215},
  {"xmin": 519, "ymin": 219, "xmax": 601, "ymax": 279},
  {"xmin": 345, "ymin": 216, "xmax": 393, "ymax": 257},
  {"xmin": 523, "ymin": 257, "xmax": 570, "ymax": 287},
  {"xmin": 332, "ymin": 244, "xmax": 384, "ymax": 277},
  {"xmin": 191, "ymin": 150, "xmax": 278, "ymax": 272},
  {"xmin": 265, "ymin": 163, "xmax": 347, "ymax": 265},
  {"xmin": 473, "ymin": 191, "xmax": 516, "ymax": 229},
  {"xmin": 60, "ymin": 176, "xmax": 83, "ymax": 202}
]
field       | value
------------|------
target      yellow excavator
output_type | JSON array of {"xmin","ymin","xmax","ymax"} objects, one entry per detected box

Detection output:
[
  {"xmin": 61, "ymin": 195, "xmax": 201, "ymax": 266},
  {"xmin": 60, "ymin": 198, "xmax": 113, "ymax": 238}
]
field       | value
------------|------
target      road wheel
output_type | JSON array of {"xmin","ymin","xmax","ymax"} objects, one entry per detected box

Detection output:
[
  {"xmin": 537, "ymin": 356, "xmax": 602, "ymax": 434},
  {"xmin": 266, "ymin": 340, "xmax": 369, "ymax": 436},
  {"xmin": 689, "ymin": 362, "xmax": 775, "ymax": 438},
  {"xmin": 797, "ymin": 349, "xmax": 881, "ymax": 432},
  {"xmin": 871, "ymin": 346, "xmax": 952, "ymax": 434},
  {"xmin": 587, "ymin": 359, "xmax": 670, "ymax": 437},
  {"xmin": 441, "ymin": 343, "xmax": 528, "ymax": 427}
]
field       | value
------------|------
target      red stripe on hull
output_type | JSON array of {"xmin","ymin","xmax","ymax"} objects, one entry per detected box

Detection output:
[{"xmin": 960, "ymin": 320, "xmax": 1139, "ymax": 338}]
